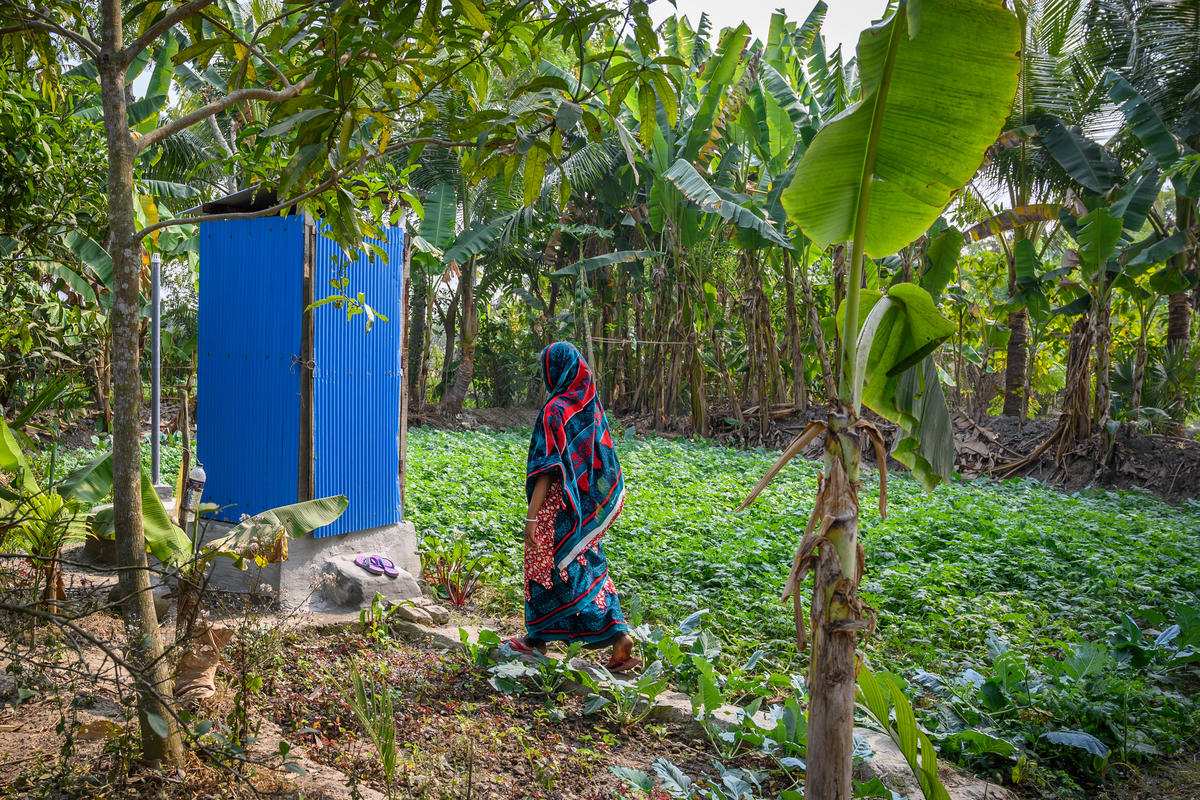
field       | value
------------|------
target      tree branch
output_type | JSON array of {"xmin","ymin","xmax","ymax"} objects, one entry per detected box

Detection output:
[
  {"xmin": 135, "ymin": 171, "xmax": 342, "ymax": 241},
  {"xmin": 122, "ymin": 0, "xmax": 216, "ymax": 66},
  {"xmin": 132, "ymin": 138, "xmax": 482, "ymax": 241},
  {"xmin": 0, "ymin": 19, "xmax": 99, "ymax": 58},
  {"xmin": 136, "ymin": 78, "xmax": 313, "ymax": 152}
]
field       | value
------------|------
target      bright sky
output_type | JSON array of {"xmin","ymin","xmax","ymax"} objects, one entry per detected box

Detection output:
[{"xmin": 648, "ymin": 0, "xmax": 885, "ymax": 55}]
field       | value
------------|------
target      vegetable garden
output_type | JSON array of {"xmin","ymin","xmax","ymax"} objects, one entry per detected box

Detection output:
[
  {"xmin": 408, "ymin": 426, "xmax": 1200, "ymax": 795},
  {"xmin": 1, "ymin": 0, "xmax": 1199, "ymax": 797}
]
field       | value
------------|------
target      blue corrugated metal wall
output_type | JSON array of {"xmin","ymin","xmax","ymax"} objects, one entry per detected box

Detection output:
[
  {"xmin": 312, "ymin": 227, "xmax": 404, "ymax": 536},
  {"xmin": 198, "ymin": 218, "xmax": 303, "ymax": 523}
]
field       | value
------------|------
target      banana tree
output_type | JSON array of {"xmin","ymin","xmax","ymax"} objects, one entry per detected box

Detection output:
[
  {"xmin": 1103, "ymin": 68, "xmax": 1199, "ymax": 414},
  {"xmin": 0, "ymin": 417, "xmax": 190, "ymax": 617},
  {"xmin": 1034, "ymin": 96, "xmax": 1186, "ymax": 449},
  {"xmin": 1086, "ymin": 1, "xmax": 1200, "ymax": 354},
  {"xmin": 737, "ymin": 2, "xmax": 1020, "ymax": 798},
  {"xmin": 967, "ymin": 0, "xmax": 1104, "ymax": 418}
]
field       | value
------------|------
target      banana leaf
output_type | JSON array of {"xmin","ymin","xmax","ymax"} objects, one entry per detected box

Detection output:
[
  {"xmin": 204, "ymin": 496, "xmax": 349, "ymax": 569},
  {"xmin": 783, "ymin": 0, "xmax": 1020, "ymax": 256}
]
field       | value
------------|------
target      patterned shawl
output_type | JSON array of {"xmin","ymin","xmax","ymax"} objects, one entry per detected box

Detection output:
[{"xmin": 526, "ymin": 342, "xmax": 625, "ymax": 571}]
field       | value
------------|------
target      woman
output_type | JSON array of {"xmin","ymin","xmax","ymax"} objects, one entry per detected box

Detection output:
[{"xmin": 504, "ymin": 341, "xmax": 638, "ymax": 671}]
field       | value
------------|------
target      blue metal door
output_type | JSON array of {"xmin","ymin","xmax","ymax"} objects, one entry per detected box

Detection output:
[
  {"xmin": 197, "ymin": 218, "xmax": 303, "ymax": 522},
  {"xmin": 311, "ymin": 227, "xmax": 405, "ymax": 535}
]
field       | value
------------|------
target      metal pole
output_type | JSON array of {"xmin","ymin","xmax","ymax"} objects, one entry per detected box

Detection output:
[{"xmin": 151, "ymin": 252, "xmax": 161, "ymax": 484}]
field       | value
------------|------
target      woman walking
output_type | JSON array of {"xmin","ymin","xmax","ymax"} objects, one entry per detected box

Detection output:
[{"xmin": 504, "ymin": 341, "xmax": 638, "ymax": 670}]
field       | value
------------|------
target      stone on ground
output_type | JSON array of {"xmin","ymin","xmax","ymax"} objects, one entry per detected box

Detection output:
[
  {"xmin": 317, "ymin": 554, "xmax": 420, "ymax": 610},
  {"xmin": 410, "ymin": 596, "xmax": 451, "ymax": 624},
  {"xmin": 390, "ymin": 601, "xmax": 434, "ymax": 626}
]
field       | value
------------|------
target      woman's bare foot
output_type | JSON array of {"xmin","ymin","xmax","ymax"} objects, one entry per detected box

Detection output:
[
  {"xmin": 518, "ymin": 636, "xmax": 549, "ymax": 655},
  {"xmin": 609, "ymin": 633, "xmax": 635, "ymax": 664}
]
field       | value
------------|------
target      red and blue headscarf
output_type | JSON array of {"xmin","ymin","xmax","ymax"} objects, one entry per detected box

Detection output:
[{"xmin": 526, "ymin": 342, "xmax": 625, "ymax": 571}]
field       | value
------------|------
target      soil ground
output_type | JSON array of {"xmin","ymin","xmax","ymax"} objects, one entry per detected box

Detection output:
[{"xmin": 0, "ymin": 572, "xmax": 1195, "ymax": 800}]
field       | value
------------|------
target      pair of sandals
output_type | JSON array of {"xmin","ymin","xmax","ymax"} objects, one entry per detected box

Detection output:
[
  {"xmin": 502, "ymin": 637, "xmax": 641, "ymax": 673},
  {"xmin": 353, "ymin": 554, "xmax": 401, "ymax": 578}
]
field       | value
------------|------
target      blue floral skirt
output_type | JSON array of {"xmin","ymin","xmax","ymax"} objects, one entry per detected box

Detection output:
[{"xmin": 523, "ymin": 480, "xmax": 628, "ymax": 645}]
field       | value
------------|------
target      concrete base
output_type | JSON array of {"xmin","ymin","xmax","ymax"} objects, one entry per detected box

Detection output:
[
  {"xmin": 80, "ymin": 488, "xmax": 421, "ymax": 614},
  {"xmin": 192, "ymin": 517, "xmax": 422, "ymax": 612}
]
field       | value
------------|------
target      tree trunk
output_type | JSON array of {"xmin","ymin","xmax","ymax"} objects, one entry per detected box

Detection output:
[
  {"xmin": 1058, "ymin": 316, "xmax": 1094, "ymax": 457},
  {"xmin": 1166, "ymin": 195, "xmax": 1195, "ymax": 353},
  {"xmin": 417, "ymin": 275, "xmax": 436, "ymax": 406},
  {"xmin": 407, "ymin": 259, "xmax": 428, "ymax": 411},
  {"xmin": 762, "ymin": 288, "xmax": 786, "ymax": 405},
  {"xmin": 399, "ymin": 233, "xmax": 411, "ymax": 509},
  {"xmin": 1002, "ymin": 308, "xmax": 1028, "ymax": 417},
  {"xmin": 799, "ymin": 256, "xmax": 835, "ymax": 403},
  {"xmin": 1131, "ymin": 321, "xmax": 1148, "ymax": 411},
  {"xmin": 611, "ymin": 273, "xmax": 628, "ymax": 409},
  {"xmin": 1166, "ymin": 291, "xmax": 1190, "ymax": 352},
  {"xmin": 438, "ymin": 281, "xmax": 461, "ymax": 399},
  {"xmin": 98, "ymin": 0, "xmax": 184, "ymax": 765},
  {"xmin": 804, "ymin": 412, "xmax": 863, "ymax": 800},
  {"xmin": 1093, "ymin": 297, "xmax": 1112, "ymax": 427},
  {"xmin": 711, "ymin": 328, "xmax": 744, "ymax": 425},
  {"xmin": 441, "ymin": 259, "xmax": 477, "ymax": 413},
  {"xmin": 783, "ymin": 252, "xmax": 807, "ymax": 411},
  {"xmin": 683, "ymin": 292, "xmax": 707, "ymax": 435}
]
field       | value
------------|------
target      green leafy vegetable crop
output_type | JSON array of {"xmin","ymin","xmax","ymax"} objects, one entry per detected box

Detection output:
[{"xmin": 407, "ymin": 426, "xmax": 1200, "ymax": 788}]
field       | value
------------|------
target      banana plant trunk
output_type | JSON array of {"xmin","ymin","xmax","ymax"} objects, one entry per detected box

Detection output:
[
  {"xmin": 682, "ymin": 291, "xmax": 708, "ymax": 436},
  {"xmin": 1131, "ymin": 313, "xmax": 1148, "ymax": 411},
  {"xmin": 407, "ymin": 262, "xmax": 429, "ymax": 411},
  {"xmin": 438, "ymin": 282, "xmax": 461, "ymax": 399},
  {"xmin": 799, "ymin": 255, "xmax": 835, "ymax": 403},
  {"xmin": 442, "ymin": 258, "xmax": 477, "ymax": 413},
  {"xmin": 782, "ymin": 252, "xmax": 807, "ymax": 412},
  {"xmin": 1166, "ymin": 196, "xmax": 1195, "ymax": 353},
  {"xmin": 98, "ymin": 0, "xmax": 184, "ymax": 765},
  {"xmin": 1093, "ymin": 294, "xmax": 1112, "ymax": 428},
  {"xmin": 1002, "ymin": 307, "xmax": 1028, "ymax": 418},
  {"xmin": 805, "ymin": 411, "xmax": 863, "ymax": 800}
]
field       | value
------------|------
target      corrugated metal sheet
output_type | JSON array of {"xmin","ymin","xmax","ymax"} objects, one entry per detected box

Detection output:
[
  {"xmin": 312, "ymin": 226, "xmax": 404, "ymax": 536},
  {"xmin": 198, "ymin": 218, "xmax": 303, "ymax": 523}
]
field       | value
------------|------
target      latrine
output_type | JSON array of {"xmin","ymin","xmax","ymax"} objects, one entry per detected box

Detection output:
[{"xmin": 197, "ymin": 196, "xmax": 404, "ymax": 538}]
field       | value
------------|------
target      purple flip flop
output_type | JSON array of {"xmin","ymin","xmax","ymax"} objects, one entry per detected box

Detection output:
[
  {"xmin": 354, "ymin": 554, "xmax": 385, "ymax": 575},
  {"xmin": 375, "ymin": 555, "xmax": 400, "ymax": 578}
]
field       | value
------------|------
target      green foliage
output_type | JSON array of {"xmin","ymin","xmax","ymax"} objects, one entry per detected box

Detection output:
[
  {"xmin": 343, "ymin": 658, "xmax": 399, "ymax": 800},
  {"xmin": 0, "ymin": 60, "xmax": 105, "ymax": 265},
  {"xmin": 417, "ymin": 531, "xmax": 496, "ymax": 607},
  {"xmin": 203, "ymin": 495, "xmax": 349, "ymax": 567},
  {"xmin": 489, "ymin": 641, "xmax": 584, "ymax": 706},
  {"xmin": 360, "ymin": 592, "xmax": 399, "ymax": 646},
  {"xmin": 0, "ymin": 418, "xmax": 187, "ymax": 563},
  {"xmin": 662, "ymin": 160, "xmax": 791, "ymax": 248},
  {"xmin": 407, "ymin": 427, "xmax": 1200, "ymax": 785},
  {"xmin": 460, "ymin": 626, "xmax": 504, "ymax": 670},
  {"xmin": 578, "ymin": 659, "xmax": 670, "ymax": 729},
  {"xmin": 858, "ymin": 665, "xmax": 951, "ymax": 800},
  {"xmin": 782, "ymin": 0, "xmax": 1021, "ymax": 257},
  {"xmin": 610, "ymin": 757, "xmax": 783, "ymax": 800}
]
